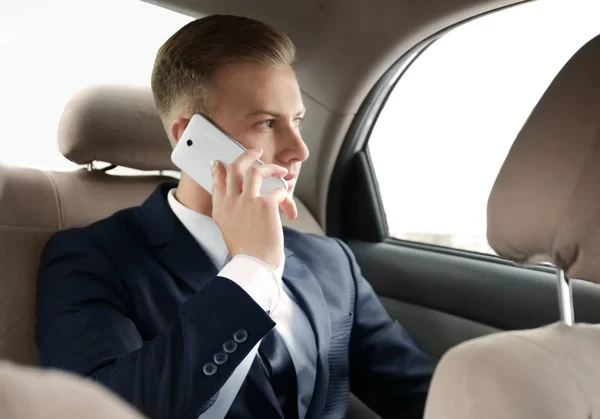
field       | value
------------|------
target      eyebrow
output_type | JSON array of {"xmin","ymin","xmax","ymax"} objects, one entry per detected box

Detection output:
[{"xmin": 246, "ymin": 109, "xmax": 307, "ymax": 118}]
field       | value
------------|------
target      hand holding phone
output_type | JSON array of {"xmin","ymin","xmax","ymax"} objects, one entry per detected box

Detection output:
[{"xmin": 209, "ymin": 149, "xmax": 297, "ymax": 270}]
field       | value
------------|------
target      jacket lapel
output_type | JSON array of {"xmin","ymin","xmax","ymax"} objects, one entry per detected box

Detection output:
[
  {"xmin": 137, "ymin": 183, "xmax": 218, "ymax": 292},
  {"xmin": 282, "ymin": 244, "xmax": 332, "ymax": 419}
]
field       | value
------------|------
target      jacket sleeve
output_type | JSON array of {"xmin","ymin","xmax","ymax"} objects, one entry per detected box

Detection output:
[
  {"xmin": 35, "ymin": 229, "xmax": 274, "ymax": 419},
  {"xmin": 336, "ymin": 239, "xmax": 434, "ymax": 419}
]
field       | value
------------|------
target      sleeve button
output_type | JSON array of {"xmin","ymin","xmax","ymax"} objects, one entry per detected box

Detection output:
[
  {"xmin": 213, "ymin": 351, "xmax": 228, "ymax": 365},
  {"xmin": 223, "ymin": 340, "xmax": 238, "ymax": 354},
  {"xmin": 202, "ymin": 362, "xmax": 217, "ymax": 376},
  {"xmin": 233, "ymin": 329, "xmax": 248, "ymax": 343}
]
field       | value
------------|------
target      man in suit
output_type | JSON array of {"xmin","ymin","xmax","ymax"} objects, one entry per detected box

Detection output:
[{"xmin": 36, "ymin": 15, "xmax": 433, "ymax": 419}]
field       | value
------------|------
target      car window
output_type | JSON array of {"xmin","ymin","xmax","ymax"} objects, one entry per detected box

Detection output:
[
  {"xmin": 368, "ymin": 0, "xmax": 600, "ymax": 255},
  {"xmin": 0, "ymin": 0, "xmax": 193, "ymax": 171}
]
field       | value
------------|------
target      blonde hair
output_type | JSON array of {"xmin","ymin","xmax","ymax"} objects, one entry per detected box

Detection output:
[{"xmin": 151, "ymin": 15, "xmax": 296, "ymax": 145}]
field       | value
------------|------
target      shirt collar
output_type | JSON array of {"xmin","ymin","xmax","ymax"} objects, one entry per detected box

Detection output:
[{"xmin": 167, "ymin": 188, "xmax": 230, "ymax": 269}]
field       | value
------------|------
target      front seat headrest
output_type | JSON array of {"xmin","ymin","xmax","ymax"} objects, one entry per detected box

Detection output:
[
  {"xmin": 487, "ymin": 34, "xmax": 600, "ymax": 282},
  {"xmin": 58, "ymin": 84, "xmax": 177, "ymax": 171},
  {"xmin": 0, "ymin": 360, "xmax": 145, "ymax": 418}
]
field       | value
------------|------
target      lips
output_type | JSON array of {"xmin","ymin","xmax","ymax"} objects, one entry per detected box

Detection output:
[{"xmin": 282, "ymin": 174, "xmax": 297, "ymax": 192}]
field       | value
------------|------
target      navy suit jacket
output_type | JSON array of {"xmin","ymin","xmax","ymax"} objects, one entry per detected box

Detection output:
[{"xmin": 36, "ymin": 183, "xmax": 433, "ymax": 419}]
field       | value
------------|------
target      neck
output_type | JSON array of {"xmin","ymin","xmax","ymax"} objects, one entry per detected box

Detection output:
[{"xmin": 174, "ymin": 173, "xmax": 213, "ymax": 217}]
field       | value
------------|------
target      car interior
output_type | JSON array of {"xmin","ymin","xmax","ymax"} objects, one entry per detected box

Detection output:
[{"xmin": 1, "ymin": 0, "xmax": 599, "ymax": 418}]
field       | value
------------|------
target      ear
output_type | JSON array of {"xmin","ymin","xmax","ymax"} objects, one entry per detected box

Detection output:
[{"xmin": 170, "ymin": 117, "xmax": 191, "ymax": 145}]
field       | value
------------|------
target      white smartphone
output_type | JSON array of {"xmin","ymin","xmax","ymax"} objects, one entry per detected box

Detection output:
[{"xmin": 171, "ymin": 113, "xmax": 287, "ymax": 195}]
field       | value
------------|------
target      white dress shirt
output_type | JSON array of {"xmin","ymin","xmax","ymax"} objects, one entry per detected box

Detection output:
[{"xmin": 167, "ymin": 189, "xmax": 317, "ymax": 419}]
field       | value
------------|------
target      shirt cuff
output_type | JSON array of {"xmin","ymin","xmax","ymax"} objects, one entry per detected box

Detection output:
[{"xmin": 218, "ymin": 254, "xmax": 282, "ymax": 313}]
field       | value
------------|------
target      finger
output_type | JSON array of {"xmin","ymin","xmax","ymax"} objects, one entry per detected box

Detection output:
[
  {"xmin": 211, "ymin": 160, "xmax": 226, "ymax": 202},
  {"xmin": 243, "ymin": 164, "xmax": 288, "ymax": 197},
  {"xmin": 267, "ymin": 188, "xmax": 298, "ymax": 220},
  {"xmin": 227, "ymin": 148, "xmax": 263, "ymax": 195}
]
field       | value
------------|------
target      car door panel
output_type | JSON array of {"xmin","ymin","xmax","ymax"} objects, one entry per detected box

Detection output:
[
  {"xmin": 381, "ymin": 299, "xmax": 499, "ymax": 361},
  {"xmin": 348, "ymin": 240, "xmax": 600, "ymax": 360}
]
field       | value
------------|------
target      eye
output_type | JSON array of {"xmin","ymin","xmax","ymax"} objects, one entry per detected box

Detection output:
[
  {"xmin": 293, "ymin": 117, "xmax": 304, "ymax": 128},
  {"xmin": 259, "ymin": 120, "xmax": 274, "ymax": 128}
]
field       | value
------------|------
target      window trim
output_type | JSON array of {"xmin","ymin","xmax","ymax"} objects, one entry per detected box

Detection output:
[
  {"xmin": 385, "ymin": 237, "xmax": 557, "ymax": 274},
  {"xmin": 327, "ymin": 37, "xmax": 438, "ymax": 239}
]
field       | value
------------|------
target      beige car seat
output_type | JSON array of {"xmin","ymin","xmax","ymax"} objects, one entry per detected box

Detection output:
[
  {"xmin": 0, "ymin": 84, "xmax": 376, "ymax": 418},
  {"xmin": 0, "ymin": 360, "xmax": 145, "ymax": 419},
  {"xmin": 424, "ymin": 34, "xmax": 600, "ymax": 418}
]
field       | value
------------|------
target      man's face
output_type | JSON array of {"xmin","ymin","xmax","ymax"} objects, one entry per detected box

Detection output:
[{"xmin": 206, "ymin": 61, "xmax": 309, "ymax": 196}]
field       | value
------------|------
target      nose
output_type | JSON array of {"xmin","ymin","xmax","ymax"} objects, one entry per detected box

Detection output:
[{"xmin": 278, "ymin": 124, "xmax": 310, "ymax": 164}]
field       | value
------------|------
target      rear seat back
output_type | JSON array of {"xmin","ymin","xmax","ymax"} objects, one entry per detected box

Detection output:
[
  {"xmin": 0, "ymin": 165, "xmax": 60, "ymax": 364},
  {"xmin": 0, "ymin": 166, "xmax": 170, "ymax": 364}
]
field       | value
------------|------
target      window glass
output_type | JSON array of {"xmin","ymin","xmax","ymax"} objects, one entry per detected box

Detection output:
[
  {"xmin": 368, "ymin": 0, "xmax": 600, "ymax": 254},
  {"xmin": 0, "ymin": 0, "xmax": 193, "ymax": 171}
]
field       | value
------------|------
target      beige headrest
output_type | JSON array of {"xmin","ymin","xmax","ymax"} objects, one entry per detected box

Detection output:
[
  {"xmin": 58, "ymin": 84, "xmax": 176, "ymax": 171},
  {"xmin": 487, "ymin": 34, "xmax": 600, "ymax": 282}
]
